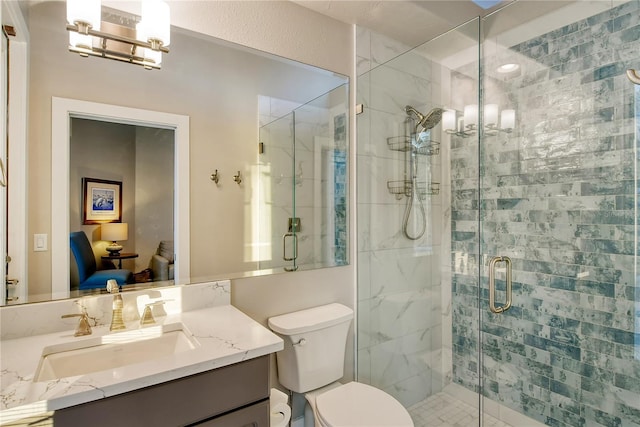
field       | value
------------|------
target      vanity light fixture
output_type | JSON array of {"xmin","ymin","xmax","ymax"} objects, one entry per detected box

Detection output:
[
  {"xmin": 443, "ymin": 105, "xmax": 515, "ymax": 138},
  {"xmin": 66, "ymin": 0, "xmax": 170, "ymax": 70},
  {"xmin": 443, "ymin": 109, "xmax": 473, "ymax": 138},
  {"xmin": 483, "ymin": 104, "xmax": 515, "ymax": 135}
]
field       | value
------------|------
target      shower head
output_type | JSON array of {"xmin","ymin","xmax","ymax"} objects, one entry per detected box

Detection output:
[{"xmin": 405, "ymin": 106, "xmax": 444, "ymax": 132}]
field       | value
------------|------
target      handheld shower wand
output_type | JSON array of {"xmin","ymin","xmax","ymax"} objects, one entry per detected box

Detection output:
[{"xmin": 401, "ymin": 105, "xmax": 443, "ymax": 240}]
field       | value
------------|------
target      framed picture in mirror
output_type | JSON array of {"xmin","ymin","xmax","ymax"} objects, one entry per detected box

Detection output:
[{"xmin": 82, "ymin": 177, "xmax": 122, "ymax": 224}]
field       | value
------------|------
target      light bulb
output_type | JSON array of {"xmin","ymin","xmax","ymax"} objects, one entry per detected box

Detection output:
[
  {"xmin": 140, "ymin": 0, "xmax": 171, "ymax": 47},
  {"xmin": 484, "ymin": 104, "xmax": 498, "ymax": 127},
  {"xmin": 69, "ymin": 32, "xmax": 92, "ymax": 50},
  {"xmin": 144, "ymin": 48, "xmax": 162, "ymax": 66},
  {"xmin": 442, "ymin": 109, "xmax": 456, "ymax": 132},
  {"xmin": 463, "ymin": 104, "xmax": 478, "ymax": 129},
  {"xmin": 66, "ymin": 0, "xmax": 101, "ymax": 31},
  {"xmin": 500, "ymin": 109, "xmax": 515, "ymax": 130}
]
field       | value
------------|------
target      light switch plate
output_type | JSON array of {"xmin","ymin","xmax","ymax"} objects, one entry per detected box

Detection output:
[{"xmin": 34, "ymin": 234, "xmax": 47, "ymax": 251}]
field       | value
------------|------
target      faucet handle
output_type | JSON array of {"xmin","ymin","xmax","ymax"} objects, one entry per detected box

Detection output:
[
  {"xmin": 140, "ymin": 301, "xmax": 166, "ymax": 326},
  {"xmin": 62, "ymin": 312, "xmax": 92, "ymax": 337},
  {"xmin": 106, "ymin": 279, "xmax": 119, "ymax": 294}
]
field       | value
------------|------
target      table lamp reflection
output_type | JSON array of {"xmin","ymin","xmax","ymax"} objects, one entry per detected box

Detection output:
[{"xmin": 102, "ymin": 223, "xmax": 128, "ymax": 256}]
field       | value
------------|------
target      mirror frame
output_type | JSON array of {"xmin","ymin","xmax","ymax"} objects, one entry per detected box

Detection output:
[
  {"xmin": 51, "ymin": 97, "xmax": 190, "ymax": 299},
  {"xmin": 2, "ymin": 0, "xmax": 28, "ymax": 305}
]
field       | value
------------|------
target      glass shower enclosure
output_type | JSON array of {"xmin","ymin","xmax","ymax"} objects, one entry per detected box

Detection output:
[
  {"xmin": 258, "ymin": 84, "xmax": 349, "ymax": 273},
  {"xmin": 356, "ymin": 1, "xmax": 639, "ymax": 426}
]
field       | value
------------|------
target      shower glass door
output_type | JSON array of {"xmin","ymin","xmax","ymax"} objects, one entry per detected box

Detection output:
[
  {"xmin": 356, "ymin": 17, "xmax": 483, "ymax": 422},
  {"xmin": 479, "ymin": 2, "xmax": 640, "ymax": 426},
  {"xmin": 292, "ymin": 86, "xmax": 350, "ymax": 269},
  {"xmin": 258, "ymin": 111, "xmax": 296, "ymax": 272},
  {"xmin": 258, "ymin": 84, "xmax": 349, "ymax": 273}
]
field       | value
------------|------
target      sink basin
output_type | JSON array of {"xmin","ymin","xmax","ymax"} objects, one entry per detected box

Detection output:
[{"xmin": 34, "ymin": 322, "xmax": 199, "ymax": 382}]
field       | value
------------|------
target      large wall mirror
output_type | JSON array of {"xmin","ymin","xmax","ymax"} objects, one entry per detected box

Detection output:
[{"xmin": 2, "ymin": 1, "xmax": 349, "ymax": 306}]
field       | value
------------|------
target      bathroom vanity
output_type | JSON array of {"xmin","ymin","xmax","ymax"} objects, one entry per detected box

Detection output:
[
  {"xmin": 0, "ymin": 281, "xmax": 283, "ymax": 426},
  {"xmin": 53, "ymin": 356, "xmax": 270, "ymax": 426}
]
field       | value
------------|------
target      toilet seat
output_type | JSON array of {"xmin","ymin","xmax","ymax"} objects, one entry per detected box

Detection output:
[{"xmin": 314, "ymin": 382, "xmax": 413, "ymax": 427}]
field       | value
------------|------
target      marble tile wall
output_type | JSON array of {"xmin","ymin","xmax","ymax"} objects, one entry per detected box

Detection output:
[
  {"xmin": 356, "ymin": 28, "xmax": 447, "ymax": 408},
  {"xmin": 451, "ymin": 2, "xmax": 640, "ymax": 427}
]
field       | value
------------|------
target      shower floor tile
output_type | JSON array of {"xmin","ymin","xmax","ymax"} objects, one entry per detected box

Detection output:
[{"xmin": 408, "ymin": 392, "xmax": 512, "ymax": 427}]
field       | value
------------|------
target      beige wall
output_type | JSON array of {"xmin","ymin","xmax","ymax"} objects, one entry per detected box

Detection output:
[
  {"xmin": 135, "ymin": 127, "xmax": 175, "ymax": 273},
  {"xmin": 25, "ymin": 0, "xmax": 355, "ymax": 386},
  {"xmin": 103, "ymin": 0, "xmax": 352, "ymax": 77},
  {"xmin": 28, "ymin": 1, "xmax": 352, "ymax": 284},
  {"xmin": 231, "ymin": 265, "xmax": 355, "ymax": 396}
]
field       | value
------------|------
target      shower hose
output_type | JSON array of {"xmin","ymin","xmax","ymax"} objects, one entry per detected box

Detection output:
[{"xmin": 402, "ymin": 150, "xmax": 427, "ymax": 240}]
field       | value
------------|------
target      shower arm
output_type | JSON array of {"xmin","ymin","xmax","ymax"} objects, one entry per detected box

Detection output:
[{"xmin": 405, "ymin": 106, "xmax": 424, "ymax": 135}]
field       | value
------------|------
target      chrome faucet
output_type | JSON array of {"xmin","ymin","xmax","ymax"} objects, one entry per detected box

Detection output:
[
  {"xmin": 107, "ymin": 280, "xmax": 126, "ymax": 331},
  {"xmin": 62, "ymin": 311, "xmax": 92, "ymax": 337}
]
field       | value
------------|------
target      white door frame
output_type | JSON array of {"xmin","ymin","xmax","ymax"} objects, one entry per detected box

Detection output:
[{"xmin": 51, "ymin": 97, "xmax": 190, "ymax": 299}]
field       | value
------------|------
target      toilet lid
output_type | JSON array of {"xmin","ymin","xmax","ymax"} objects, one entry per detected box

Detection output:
[{"xmin": 315, "ymin": 382, "xmax": 413, "ymax": 427}]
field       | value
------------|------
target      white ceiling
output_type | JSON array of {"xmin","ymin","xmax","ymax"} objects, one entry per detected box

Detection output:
[
  {"xmin": 291, "ymin": 0, "xmax": 607, "ymax": 52},
  {"xmin": 290, "ymin": 0, "xmax": 510, "ymax": 47}
]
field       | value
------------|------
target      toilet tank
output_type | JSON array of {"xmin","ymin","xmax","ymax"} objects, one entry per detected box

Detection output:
[{"xmin": 268, "ymin": 303, "xmax": 353, "ymax": 393}]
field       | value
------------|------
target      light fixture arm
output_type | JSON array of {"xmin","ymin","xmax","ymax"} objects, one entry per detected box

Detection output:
[
  {"xmin": 67, "ymin": 23, "xmax": 169, "ymax": 69},
  {"xmin": 444, "ymin": 106, "xmax": 515, "ymax": 138},
  {"xmin": 66, "ymin": 24, "xmax": 169, "ymax": 53}
]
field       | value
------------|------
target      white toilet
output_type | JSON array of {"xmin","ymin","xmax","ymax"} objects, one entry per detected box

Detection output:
[{"xmin": 268, "ymin": 303, "xmax": 413, "ymax": 427}]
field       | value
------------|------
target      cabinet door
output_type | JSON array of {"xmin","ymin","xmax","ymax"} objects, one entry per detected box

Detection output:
[
  {"xmin": 52, "ymin": 356, "xmax": 269, "ymax": 427},
  {"xmin": 194, "ymin": 400, "xmax": 269, "ymax": 427}
]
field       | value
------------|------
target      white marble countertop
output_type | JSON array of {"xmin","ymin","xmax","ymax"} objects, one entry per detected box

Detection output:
[{"xmin": 0, "ymin": 303, "xmax": 283, "ymax": 424}]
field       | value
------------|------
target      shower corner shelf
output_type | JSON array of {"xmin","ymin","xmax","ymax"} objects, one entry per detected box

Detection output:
[
  {"xmin": 387, "ymin": 180, "xmax": 440, "ymax": 199},
  {"xmin": 386, "ymin": 136, "xmax": 441, "ymax": 156}
]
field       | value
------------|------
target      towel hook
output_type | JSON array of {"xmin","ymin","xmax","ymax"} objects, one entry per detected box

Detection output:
[
  {"xmin": 233, "ymin": 171, "xmax": 242, "ymax": 185},
  {"xmin": 210, "ymin": 169, "xmax": 219, "ymax": 184}
]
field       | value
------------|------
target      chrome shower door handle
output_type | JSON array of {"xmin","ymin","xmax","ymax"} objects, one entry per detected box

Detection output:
[
  {"xmin": 283, "ymin": 233, "xmax": 298, "ymax": 271},
  {"xmin": 283, "ymin": 233, "xmax": 298, "ymax": 261},
  {"xmin": 283, "ymin": 232, "xmax": 298, "ymax": 271},
  {"xmin": 488, "ymin": 256, "xmax": 512, "ymax": 314}
]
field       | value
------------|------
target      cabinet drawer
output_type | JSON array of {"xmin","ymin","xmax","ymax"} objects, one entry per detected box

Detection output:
[
  {"xmin": 195, "ymin": 400, "xmax": 269, "ymax": 427},
  {"xmin": 53, "ymin": 355, "xmax": 269, "ymax": 427}
]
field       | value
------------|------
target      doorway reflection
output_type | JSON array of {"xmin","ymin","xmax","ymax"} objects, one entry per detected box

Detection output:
[{"xmin": 69, "ymin": 118, "xmax": 174, "ymax": 294}]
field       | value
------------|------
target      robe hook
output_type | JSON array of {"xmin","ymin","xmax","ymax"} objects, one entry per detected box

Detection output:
[
  {"xmin": 233, "ymin": 171, "xmax": 242, "ymax": 185},
  {"xmin": 210, "ymin": 169, "xmax": 219, "ymax": 184}
]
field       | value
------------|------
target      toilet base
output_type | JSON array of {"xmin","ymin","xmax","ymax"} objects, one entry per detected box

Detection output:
[
  {"xmin": 302, "ymin": 381, "xmax": 414, "ymax": 427},
  {"xmin": 303, "ymin": 382, "xmax": 343, "ymax": 427}
]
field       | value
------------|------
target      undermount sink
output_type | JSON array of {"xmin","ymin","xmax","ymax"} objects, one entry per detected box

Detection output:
[{"xmin": 34, "ymin": 322, "xmax": 200, "ymax": 382}]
